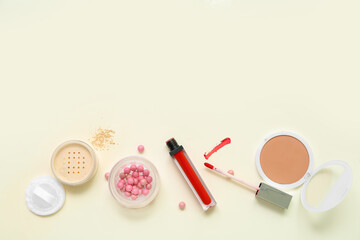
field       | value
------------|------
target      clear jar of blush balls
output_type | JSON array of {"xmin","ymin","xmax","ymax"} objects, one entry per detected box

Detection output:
[{"xmin": 108, "ymin": 156, "xmax": 160, "ymax": 208}]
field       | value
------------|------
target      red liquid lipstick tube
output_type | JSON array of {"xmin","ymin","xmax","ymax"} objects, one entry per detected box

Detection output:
[{"xmin": 166, "ymin": 138, "xmax": 216, "ymax": 211}]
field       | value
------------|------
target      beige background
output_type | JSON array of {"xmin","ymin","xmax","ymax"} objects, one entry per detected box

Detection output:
[{"xmin": 0, "ymin": 0, "xmax": 359, "ymax": 239}]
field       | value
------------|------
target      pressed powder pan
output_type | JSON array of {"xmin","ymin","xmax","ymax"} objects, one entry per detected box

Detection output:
[
  {"xmin": 257, "ymin": 133, "xmax": 313, "ymax": 188},
  {"xmin": 256, "ymin": 132, "xmax": 352, "ymax": 212}
]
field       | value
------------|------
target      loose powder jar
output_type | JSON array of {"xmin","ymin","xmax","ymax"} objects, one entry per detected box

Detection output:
[{"xmin": 51, "ymin": 140, "xmax": 98, "ymax": 186}]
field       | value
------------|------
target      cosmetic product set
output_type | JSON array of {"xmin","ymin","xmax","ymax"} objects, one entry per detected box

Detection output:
[
  {"xmin": 26, "ymin": 140, "xmax": 98, "ymax": 216},
  {"xmin": 26, "ymin": 130, "xmax": 353, "ymax": 216},
  {"xmin": 202, "ymin": 131, "xmax": 353, "ymax": 212},
  {"xmin": 26, "ymin": 140, "xmax": 161, "ymax": 215}
]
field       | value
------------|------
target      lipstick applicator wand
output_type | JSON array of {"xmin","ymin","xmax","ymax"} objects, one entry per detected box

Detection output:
[
  {"xmin": 204, "ymin": 163, "xmax": 259, "ymax": 192},
  {"xmin": 204, "ymin": 162, "xmax": 292, "ymax": 209}
]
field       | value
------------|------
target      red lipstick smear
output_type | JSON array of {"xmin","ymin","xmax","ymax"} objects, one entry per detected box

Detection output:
[{"xmin": 204, "ymin": 138, "xmax": 231, "ymax": 160}]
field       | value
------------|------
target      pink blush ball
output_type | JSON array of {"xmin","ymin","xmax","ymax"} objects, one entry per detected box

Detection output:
[
  {"xmin": 146, "ymin": 176, "xmax": 153, "ymax": 183},
  {"xmin": 119, "ymin": 172, "xmax": 126, "ymax": 179},
  {"xmin": 132, "ymin": 188, "xmax": 139, "ymax": 195},
  {"xmin": 132, "ymin": 172, "xmax": 139, "ymax": 178},
  {"xmin": 130, "ymin": 164, "xmax": 137, "ymax": 172},
  {"xmin": 127, "ymin": 178, "xmax": 134, "ymax": 185},
  {"xmin": 140, "ymin": 179, "xmax": 147, "ymax": 186},
  {"xmin": 146, "ymin": 184, "xmax": 152, "ymax": 190},
  {"xmin": 142, "ymin": 189, "xmax": 149, "ymax": 196},
  {"xmin": 133, "ymin": 178, "xmax": 139, "ymax": 185},
  {"xmin": 137, "ymin": 145, "xmax": 144, "ymax": 153},
  {"xmin": 124, "ymin": 167, "xmax": 131, "ymax": 174},
  {"xmin": 143, "ymin": 169, "xmax": 150, "ymax": 176},
  {"xmin": 137, "ymin": 165, "xmax": 144, "ymax": 172},
  {"xmin": 125, "ymin": 185, "xmax": 133, "ymax": 192},
  {"xmin": 105, "ymin": 172, "xmax": 109, "ymax": 180},
  {"xmin": 117, "ymin": 181, "xmax": 124, "ymax": 189},
  {"xmin": 179, "ymin": 201, "xmax": 186, "ymax": 210}
]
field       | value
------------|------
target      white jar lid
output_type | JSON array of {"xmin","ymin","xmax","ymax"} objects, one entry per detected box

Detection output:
[{"xmin": 25, "ymin": 176, "xmax": 65, "ymax": 216}]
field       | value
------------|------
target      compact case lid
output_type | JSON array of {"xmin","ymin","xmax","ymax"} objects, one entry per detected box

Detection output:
[
  {"xmin": 256, "ymin": 131, "xmax": 353, "ymax": 212},
  {"xmin": 300, "ymin": 160, "xmax": 352, "ymax": 212},
  {"xmin": 25, "ymin": 176, "xmax": 65, "ymax": 216}
]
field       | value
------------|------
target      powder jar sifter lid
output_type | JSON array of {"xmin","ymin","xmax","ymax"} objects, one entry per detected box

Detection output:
[{"xmin": 256, "ymin": 131, "xmax": 353, "ymax": 212}]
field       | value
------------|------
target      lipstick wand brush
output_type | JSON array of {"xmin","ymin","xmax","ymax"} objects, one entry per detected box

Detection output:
[
  {"xmin": 204, "ymin": 162, "xmax": 293, "ymax": 209},
  {"xmin": 204, "ymin": 163, "xmax": 259, "ymax": 192}
]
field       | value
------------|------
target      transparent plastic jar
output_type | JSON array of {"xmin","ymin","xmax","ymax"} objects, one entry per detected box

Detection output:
[{"xmin": 108, "ymin": 156, "xmax": 160, "ymax": 208}]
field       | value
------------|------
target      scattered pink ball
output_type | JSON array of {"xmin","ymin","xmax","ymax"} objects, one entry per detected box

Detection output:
[
  {"xmin": 137, "ymin": 145, "xmax": 144, "ymax": 153},
  {"xmin": 143, "ymin": 169, "xmax": 150, "ymax": 176},
  {"xmin": 179, "ymin": 201, "xmax": 186, "ymax": 210},
  {"xmin": 124, "ymin": 167, "xmax": 131, "ymax": 174},
  {"xmin": 142, "ymin": 189, "xmax": 149, "ymax": 196},
  {"xmin": 105, "ymin": 172, "xmax": 109, "ymax": 180},
  {"xmin": 227, "ymin": 170, "xmax": 234, "ymax": 176}
]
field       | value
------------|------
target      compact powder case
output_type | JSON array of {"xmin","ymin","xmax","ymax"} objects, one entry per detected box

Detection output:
[{"xmin": 256, "ymin": 131, "xmax": 353, "ymax": 212}]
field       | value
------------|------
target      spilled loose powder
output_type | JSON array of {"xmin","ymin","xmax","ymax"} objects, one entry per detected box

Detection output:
[{"xmin": 90, "ymin": 128, "xmax": 116, "ymax": 151}]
